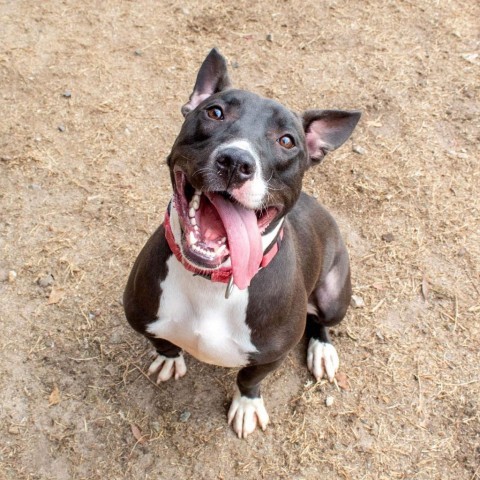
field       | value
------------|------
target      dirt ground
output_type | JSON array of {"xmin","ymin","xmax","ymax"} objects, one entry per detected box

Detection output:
[{"xmin": 1, "ymin": 0, "xmax": 479, "ymax": 479}]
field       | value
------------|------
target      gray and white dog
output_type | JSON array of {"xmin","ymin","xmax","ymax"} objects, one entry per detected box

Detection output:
[{"xmin": 124, "ymin": 49, "xmax": 360, "ymax": 438}]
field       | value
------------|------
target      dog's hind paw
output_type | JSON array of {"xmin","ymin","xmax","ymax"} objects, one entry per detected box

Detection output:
[
  {"xmin": 227, "ymin": 387, "xmax": 269, "ymax": 439},
  {"xmin": 148, "ymin": 352, "xmax": 187, "ymax": 383},
  {"xmin": 306, "ymin": 339, "xmax": 339, "ymax": 383}
]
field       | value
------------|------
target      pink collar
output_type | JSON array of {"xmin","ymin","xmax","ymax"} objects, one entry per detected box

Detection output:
[{"xmin": 163, "ymin": 205, "xmax": 284, "ymax": 286}]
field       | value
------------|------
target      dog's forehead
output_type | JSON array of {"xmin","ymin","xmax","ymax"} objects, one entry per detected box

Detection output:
[{"xmin": 217, "ymin": 89, "xmax": 301, "ymax": 131}]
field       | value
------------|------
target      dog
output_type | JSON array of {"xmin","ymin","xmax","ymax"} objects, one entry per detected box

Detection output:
[{"xmin": 123, "ymin": 49, "xmax": 360, "ymax": 438}]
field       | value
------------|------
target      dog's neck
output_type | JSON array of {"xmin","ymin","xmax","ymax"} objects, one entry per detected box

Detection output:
[{"xmin": 164, "ymin": 199, "xmax": 284, "ymax": 292}]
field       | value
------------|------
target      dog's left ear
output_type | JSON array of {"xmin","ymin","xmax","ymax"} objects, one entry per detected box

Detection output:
[
  {"xmin": 303, "ymin": 110, "xmax": 361, "ymax": 166},
  {"xmin": 181, "ymin": 48, "xmax": 232, "ymax": 117}
]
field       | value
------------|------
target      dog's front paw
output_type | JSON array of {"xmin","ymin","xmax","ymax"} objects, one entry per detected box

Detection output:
[
  {"xmin": 148, "ymin": 352, "xmax": 187, "ymax": 383},
  {"xmin": 227, "ymin": 387, "xmax": 269, "ymax": 439},
  {"xmin": 307, "ymin": 338, "xmax": 339, "ymax": 382}
]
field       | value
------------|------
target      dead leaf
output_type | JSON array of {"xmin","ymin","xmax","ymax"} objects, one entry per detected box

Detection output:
[
  {"xmin": 336, "ymin": 371, "xmax": 349, "ymax": 390},
  {"xmin": 130, "ymin": 423, "xmax": 147, "ymax": 444},
  {"xmin": 47, "ymin": 286, "xmax": 65, "ymax": 305},
  {"xmin": 49, "ymin": 384, "xmax": 61, "ymax": 405}
]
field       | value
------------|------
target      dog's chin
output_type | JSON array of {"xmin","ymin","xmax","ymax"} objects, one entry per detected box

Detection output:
[{"xmin": 173, "ymin": 169, "xmax": 280, "ymax": 271}]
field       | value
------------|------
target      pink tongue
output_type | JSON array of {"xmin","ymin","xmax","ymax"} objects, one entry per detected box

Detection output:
[{"xmin": 208, "ymin": 193, "xmax": 262, "ymax": 290}]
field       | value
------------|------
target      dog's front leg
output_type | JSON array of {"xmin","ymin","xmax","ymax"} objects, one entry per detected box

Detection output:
[
  {"xmin": 147, "ymin": 337, "xmax": 187, "ymax": 383},
  {"xmin": 227, "ymin": 359, "xmax": 284, "ymax": 439}
]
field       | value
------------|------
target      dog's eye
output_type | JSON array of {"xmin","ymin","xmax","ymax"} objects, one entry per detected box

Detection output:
[
  {"xmin": 207, "ymin": 107, "xmax": 224, "ymax": 121},
  {"xmin": 278, "ymin": 135, "xmax": 295, "ymax": 149}
]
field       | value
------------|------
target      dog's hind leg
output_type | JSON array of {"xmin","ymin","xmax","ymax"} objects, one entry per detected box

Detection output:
[{"xmin": 306, "ymin": 249, "xmax": 351, "ymax": 382}]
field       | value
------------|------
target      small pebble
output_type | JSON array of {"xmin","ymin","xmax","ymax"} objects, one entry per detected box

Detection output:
[
  {"xmin": 266, "ymin": 33, "xmax": 273, "ymax": 42},
  {"xmin": 8, "ymin": 270, "xmax": 17, "ymax": 283},
  {"xmin": 110, "ymin": 330, "xmax": 123, "ymax": 344},
  {"xmin": 104, "ymin": 364, "xmax": 117, "ymax": 376},
  {"xmin": 28, "ymin": 183, "xmax": 42, "ymax": 190},
  {"xmin": 350, "ymin": 295, "xmax": 365, "ymax": 309},
  {"xmin": 151, "ymin": 421, "xmax": 161, "ymax": 433},
  {"xmin": 62, "ymin": 90, "xmax": 72, "ymax": 98},
  {"xmin": 58, "ymin": 124, "xmax": 66, "ymax": 132},
  {"xmin": 37, "ymin": 273, "xmax": 54, "ymax": 288},
  {"xmin": 325, "ymin": 396, "xmax": 334, "ymax": 407},
  {"xmin": 352, "ymin": 145, "xmax": 366, "ymax": 155},
  {"xmin": 134, "ymin": 50, "xmax": 142, "ymax": 56},
  {"xmin": 179, "ymin": 411, "xmax": 191, "ymax": 422},
  {"xmin": 381, "ymin": 233, "xmax": 395, "ymax": 243}
]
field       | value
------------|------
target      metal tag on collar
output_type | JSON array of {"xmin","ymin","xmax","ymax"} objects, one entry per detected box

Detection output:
[{"xmin": 225, "ymin": 275, "xmax": 234, "ymax": 299}]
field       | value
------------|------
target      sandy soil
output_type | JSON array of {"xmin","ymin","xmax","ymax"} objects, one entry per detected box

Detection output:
[{"xmin": 1, "ymin": 1, "xmax": 479, "ymax": 479}]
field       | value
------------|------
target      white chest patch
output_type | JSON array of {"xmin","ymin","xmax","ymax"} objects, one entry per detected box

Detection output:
[{"xmin": 147, "ymin": 256, "xmax": 258, "ymax": 368}]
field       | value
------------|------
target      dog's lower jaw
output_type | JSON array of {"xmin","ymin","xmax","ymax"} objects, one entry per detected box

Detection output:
[{"xmin": 227, "ymin": 386, "xmax": 270, "ymax": 439}]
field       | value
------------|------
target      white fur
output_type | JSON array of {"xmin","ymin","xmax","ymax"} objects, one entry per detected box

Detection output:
[
  {"xmin": 316, "ymin": 266, "xmax": 345, "ymax": 307},
  {"xmin": 212, "ymin": 139, "xmax": 267, "ymax": 209},
  {"xmin": 147, "ymin": 256, "xmax": 258, "ymax": 368},
  {"xmin": 227, "ymin": 386, "xmax": 269, "ymax": 438},
  {"xmin": 306, "ymin": 339, "xmax": 339, "ymax": 382},
  {"xmin": 260, "ymin": 218, "xmax": 284, "ymax": 252},
  {"xmin": 148, "ymin": 353, "xmax": 187, "ymax": 382}
]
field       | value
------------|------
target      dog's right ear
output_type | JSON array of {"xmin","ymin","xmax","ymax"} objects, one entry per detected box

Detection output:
[{"xmin": 181, "ymin": 48, "xmax": 231, "ymax": 117}]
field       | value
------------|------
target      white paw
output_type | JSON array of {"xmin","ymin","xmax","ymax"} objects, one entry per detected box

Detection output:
[
  {"xmin": 227, "ymin": 387, "xmax": 269, "ymax": 439},
  {"xmin": 148, "ymin": 352, "xmax": 187, "ymax": 383},
  {"xmin": 307, "ymin": 339, "xmax": 339, "ymax": 382}
]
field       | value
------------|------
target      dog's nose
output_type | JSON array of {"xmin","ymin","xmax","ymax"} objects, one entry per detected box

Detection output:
[{"xmin": 215, "ymin": 148, "xmax": 256, "ymax": 183}]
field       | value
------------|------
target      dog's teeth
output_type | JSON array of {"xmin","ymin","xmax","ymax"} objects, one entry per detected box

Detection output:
[
  {"xmin": 194, "ymin": 225, "xmax": 199, "ymax": 231},
  {"xmin": 195, "ymin": 189, "xmax": 201, "ymax": 196},
  {"xmin": 189, "ymin": 195, "xmax": 200, "ymax": 211},
  {"xmin": 190, "ymin": 217, "xmax": 196, "ymax": 226},
  {"xmin": 220, "ymin": 237, "xmax": 226, "ymax": 244},
  {"xmin": 217, "ymin": 244, "xmax": 226, "ymax": 254},
  {"xmin": 189, "ymin": 232, "xmax": 197, "ymax": 245},
  {"xmin": 189, "ymin": 207, "xmax": 195, "ymax": 218}
]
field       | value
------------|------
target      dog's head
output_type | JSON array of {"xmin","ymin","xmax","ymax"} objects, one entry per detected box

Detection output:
[{"xmin": 167, "ymin": 49, "xmax": 360, "ymax": 289}]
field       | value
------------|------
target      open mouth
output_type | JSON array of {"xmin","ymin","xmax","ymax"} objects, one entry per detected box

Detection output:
[{"xmin": 173, "ymin": 170, "xmax": 280, "ymax": 289}]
